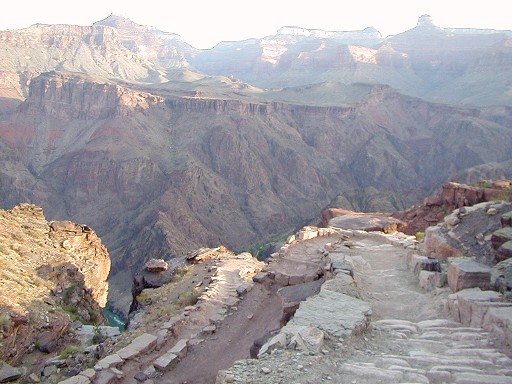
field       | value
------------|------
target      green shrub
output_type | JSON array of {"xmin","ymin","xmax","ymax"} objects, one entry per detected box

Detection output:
[{"xmin": 415, "ymin": 231, "xmax": 425, "ymax": 241}]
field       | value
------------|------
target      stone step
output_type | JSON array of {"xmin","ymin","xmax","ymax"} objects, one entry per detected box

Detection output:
[
  {"xmin": 415, "ymin": 319, "xmax": 461, "ymax": 330},
  {"xmin": 340, "ymin": 363, "xmax": 403, "ymax": 382},
  {"xmin": 416, "ymin": 330, "xmax": 490, "ymax": 342},
  {"xmin": 452, "ymin": 372, "xmax": 512, "ymax": 384},
  {"xmin": 444, "ymin": 348, "xmax": 511, "ymax": 362},
  {"xmin": 419, "ymin": 326, "xmax": 489, "ymax": 333},
  {"xmin": 153, "ymin": 352, "xmax": 179, "ymax": 372},
  {"xmin": 387, "ymin": 354, "xmax": 496, "ymax": 369}
]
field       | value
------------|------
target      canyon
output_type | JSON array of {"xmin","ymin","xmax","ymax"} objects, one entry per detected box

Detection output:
[
  {"xmin": 1, "ymin": 12, "xmax": 512, "ymax": 381},
  {"xmin": 1, "ymin": 14, "xmax": 512, "ymax": 320}
]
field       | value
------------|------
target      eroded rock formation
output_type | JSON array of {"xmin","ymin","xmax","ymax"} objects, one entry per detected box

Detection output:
[{"xmin": 0, "ymin": 203, "xmax": 110, "ymax": 365}]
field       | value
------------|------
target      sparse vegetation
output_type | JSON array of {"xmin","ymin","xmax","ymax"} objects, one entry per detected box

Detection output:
[
  {"xmin": 59, "ymin": 344, "xmax": 83, "ymax": 359},
  {"xmin": 492, "ymin": 192, "xmax": 512, "ymax": 202},
  {"xmin": 92, "ymin": 326, "xmax": 107, "ymax": 344},
  {"xmin": 136, "ymin": 290, "xmax": 152, "ymax": 306},
  {"xmin": 415, "ymin": 231, "xmax": 425, "ymax": 241},
  {"xmin": 246, "ymin": 231, "xmax": 292, "ymax": 260},
  {"xmin": 178, "ymin": 289, "xmax": 200, "ymax": 306},
  {"xmin": 174, "ymin": 265, "xmax": 191, "ymax": 278}
]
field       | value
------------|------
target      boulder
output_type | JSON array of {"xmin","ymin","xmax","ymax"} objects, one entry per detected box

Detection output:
[
  {"xmin": 409, "ymin": 254, "xmax": 441, "ymax": 275},
  {"xmin": 447, "ymin": 288, "xmax": 504, "ymax": 326},
  {"xmin": 482, "ymin": 306, "xmax": 512, "ymax": 349},
  {"xmin": 277, "ymin": 279, "xmax": 324, "ymax": 305},
  {"xmin": 491, "ymin": 258, "xmax": 512, "ymax": 294},
  {"xmin": 447, "ymin": 258, "xmax": 491, "ymax": 292},
  {"xmin": 419, "ymin": 270, "xmax": 437, "ymax": 291},
  {"xmin": 0, "ymin": 361, "xmax": 23, "ymax": 383},
  {"xmin": 497, "ymin": 241, "xmax": 512, "ymax": 262},
  {"xmin": 424, "ymin": 226, "xmax": 463, "ymax": 260},
  {"xmin": 321, "ymin": 272, "xmax": 361, "ymax": 299},
  {"xmin": 501, "ymin": 211, "xmax": 512, "ymax": 227},
  {"xmin": 49, "ymin": 220, "xmax": 81, "ymax": 233},
  {"xmin": 144, "ymin": 259, "xmax": 168, "ymax": 273},
  {"xmin": 283, "ymin": 325, "xmax": 325, "ymax": 353}
]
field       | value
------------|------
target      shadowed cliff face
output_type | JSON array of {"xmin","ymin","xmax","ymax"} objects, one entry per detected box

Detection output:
[{"xmin": 1, "ymin": 73, "xmax": 512, "ymax": 312}]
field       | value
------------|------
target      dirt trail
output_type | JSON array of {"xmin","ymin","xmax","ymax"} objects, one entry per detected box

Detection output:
[
  {"xmin": 158, "ymin": 284, "xmax": 282, "ymax": 384},
  {"xmin": 349, "ymin": 234, "xmax": 443, "ymax": 321}
]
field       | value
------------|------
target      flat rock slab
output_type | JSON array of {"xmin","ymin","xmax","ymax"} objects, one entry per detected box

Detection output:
[
  {"xmin": 0, "ymin": 361, "xmax": 24, "ymax": 383},
  {"xmin": 452, "ymin": 372, "xmax": 512, "ymax": 384},
  {"xmin": 94, "ymin": 354, "xmax": 123, "ymax": 370},
  {"xmin": 57, "ymin": 375, "xmax": 91, "ymax": 384},
  {"xmin": 321, "ymin": 272, "xmax": 361, "ymax": 299},
  {"xmin": 153, "ymin": 352, "xmax": 179, "ymax": 372},
  {"xmin": 117, "ymin": 333, "xmax": 157, "ymax": 360},
  {"xmin": 328, "ymin": 213, "xmax": 406, "ymax": 233},
  {"xmin": 288, "ymin": 290, "xmax": 371, "ymax": 338},
  {"xmin": 168, "ymin": 339, "xmax": 188, "ymax": 359}
]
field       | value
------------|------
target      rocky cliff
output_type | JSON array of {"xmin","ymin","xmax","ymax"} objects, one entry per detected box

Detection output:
[
  {"xmin": 0, "ymin": 20, "xmax": 168, "ymax": 105},
  {"xmin": 0, "ymin": 203, "xmax": 110, "ymax": 365},
  {"xmin": 1, "ymin": 14, "xmax": 512, "ymax": 109}
]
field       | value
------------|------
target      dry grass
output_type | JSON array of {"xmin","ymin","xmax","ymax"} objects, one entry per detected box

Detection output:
[{"xmin": 133, "ymin": 263, "xmax": 209, "ymax": 333}]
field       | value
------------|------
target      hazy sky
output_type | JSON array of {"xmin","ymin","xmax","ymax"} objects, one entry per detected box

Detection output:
[{"xmin": 3, "ymin": 0, "xmax": 510, "ymax": 48}]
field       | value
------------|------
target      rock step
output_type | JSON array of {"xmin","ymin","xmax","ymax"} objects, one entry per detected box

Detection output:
[
  {"xmin": 340, "ymin": 358, "xmax": 512, "ymax": 384},
  {"xmin": 362, "ymin": 317, "xmax": 511, "ymax": 382},
  {"xmin": 452, "ymin": 373, "xmax": 512, "ymax": 384}
]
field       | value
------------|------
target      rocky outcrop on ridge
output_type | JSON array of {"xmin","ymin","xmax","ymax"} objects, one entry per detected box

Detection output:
[
  {"xmin": 388, "ymin": 180, "xmax": 512, "ymax": 236},
  {"xmin": 423, "ymin": 200, "xmax": 512, "ymax": 264},
  {"xmin": 0, "ymin": 203, "xmax": 111, "ymax": 375}
]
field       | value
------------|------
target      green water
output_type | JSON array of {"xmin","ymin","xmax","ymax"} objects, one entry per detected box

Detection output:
[{"xmin": 103, "ymin": 307, "xmax": 126, "ymax": 331}]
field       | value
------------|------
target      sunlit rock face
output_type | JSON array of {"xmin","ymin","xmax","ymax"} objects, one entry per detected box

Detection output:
[{"xmin": 0, "ymin": 203, "xmax": 111, "ymax": 364}]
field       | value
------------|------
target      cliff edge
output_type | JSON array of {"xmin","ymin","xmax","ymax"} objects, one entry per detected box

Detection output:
[{"xmin": 0, "ymin": 203, "xmax": 111, "ymax": 367}]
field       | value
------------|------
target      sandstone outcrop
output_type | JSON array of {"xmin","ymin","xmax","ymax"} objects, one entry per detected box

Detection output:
[{"xmin": 0, "ymin": 203, "xmax": 110, "ymax": 373}]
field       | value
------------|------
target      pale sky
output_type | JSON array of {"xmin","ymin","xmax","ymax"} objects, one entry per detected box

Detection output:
[{"xmin": 2, "ymin": 0, "xmax": 511, "ymax": 48}]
